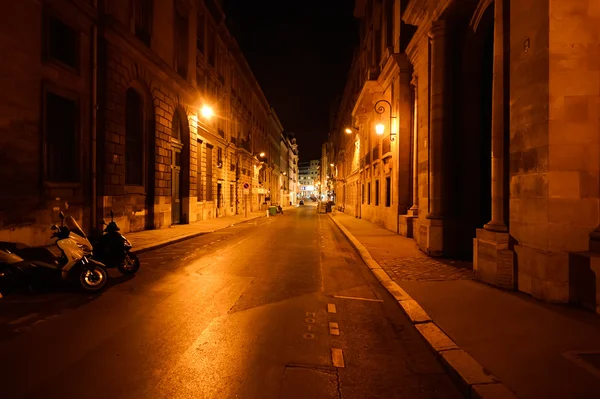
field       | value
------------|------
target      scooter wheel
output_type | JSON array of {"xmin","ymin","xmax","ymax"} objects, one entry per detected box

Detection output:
[
  {"xmin": 117, "ymin": 253, "xmax": 140, "ymax": 275},
  {"xmin": 79, "ymin": 266, "xmax": 107, "ymax": 292}
]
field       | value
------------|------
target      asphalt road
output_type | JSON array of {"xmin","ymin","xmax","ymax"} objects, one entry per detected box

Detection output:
[{"xmin": 0, "ymin": 205, "xmax": 461, "ymax": 399}]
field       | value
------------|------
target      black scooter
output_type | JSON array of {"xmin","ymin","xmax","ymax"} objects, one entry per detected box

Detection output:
[{"xmin": 92, "ymin": 211, "xmax": 140, "ymax": 275}]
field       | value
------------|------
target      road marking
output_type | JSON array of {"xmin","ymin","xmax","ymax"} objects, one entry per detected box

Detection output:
[
  {"xmin": 331, "ymin": 348, "xmax": 345, "ymax": 368},
  {"xmin": 306, "ymin": 312, "xmax": 315, "ymax": 317},
  {"xmin": 305, "ymin": 318, "xmax": 315, "ymax": 323},
  {"xmin": 329, "ymin": 322, "xmax": 340, "ymax": 336},
  {"xmin": 303, "ymin": 333, "xmax": 315, "ymax": 340},
  {"xmin": 327, "ymin": 303, "xmax": 336, "ymax": 313},
  {"xmin": 333, "ymin": 295, "xmax": 384, "ymax": 302},
  {"xmin": 8, "ymin": 313, "xmax": 39, "ymax": 325}
]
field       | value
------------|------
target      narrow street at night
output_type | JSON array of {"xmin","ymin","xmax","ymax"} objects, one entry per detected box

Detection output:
[{"xmin": 0, "ymin": 205, "xmax": 460, "ymax": 399}]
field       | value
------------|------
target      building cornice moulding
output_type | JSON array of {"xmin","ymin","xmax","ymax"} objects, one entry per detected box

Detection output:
[{"xmin": 403, "ymin": 0, "xmax": 428, "ymax": 26}]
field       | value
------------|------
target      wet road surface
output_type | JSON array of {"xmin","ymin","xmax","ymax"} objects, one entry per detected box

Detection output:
[{"xmin": 0, "ymin": 205, "xmax": 461, "ymax": 399}]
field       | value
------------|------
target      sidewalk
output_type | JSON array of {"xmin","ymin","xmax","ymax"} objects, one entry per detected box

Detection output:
[
  {"xmin": 129, "ymin": 211, "xmax": 266, "ymax": 253},
  {"xmin": 329, "ymin": 211, "xmax": 600, "ymax": 399}
]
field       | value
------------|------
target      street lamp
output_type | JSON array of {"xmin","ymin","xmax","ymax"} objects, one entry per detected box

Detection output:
[
  {"xmin": 374, "ymin": 100, "xmax": 396, "ymax": 141},
  {"xmin": 200, "ymin": 105, "xmax": 214, "ymax": 119},
  {"xmin": 259, "ymin": 152, "xmax": 265, "ymax": 158},
  {"xmin": 344, "ymin": 125, "xmax": 359, "ymax": 134}
]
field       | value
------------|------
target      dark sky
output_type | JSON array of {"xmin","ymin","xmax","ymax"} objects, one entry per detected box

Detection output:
[{"xmin": 222, "ymin": 0, "xmax": 359, "ymax": 161}]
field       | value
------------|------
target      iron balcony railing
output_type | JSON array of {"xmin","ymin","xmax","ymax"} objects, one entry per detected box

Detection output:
[
  {"xmin": 372, "ymin": 145, "xmax": 379, "ymax": 161},
  {"xmin": 382, "ymin": 136, "xmax": 391, "ymax": 156}
]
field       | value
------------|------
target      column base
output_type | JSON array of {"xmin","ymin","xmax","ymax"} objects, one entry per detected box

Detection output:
[
  {"xmin": 473, "ymin": 228, "xmax": 515, "ymax": 290},
  {"xmin": 407, "ymin": 206, "xmax": 419, "ymax": 217},
  {"xmin": 418, "ymin": 218, "xmax": 444, "ymax": 257},
  {"xmin": 398, "ymin": 214, "xmax": 417, "ymax": 238}
]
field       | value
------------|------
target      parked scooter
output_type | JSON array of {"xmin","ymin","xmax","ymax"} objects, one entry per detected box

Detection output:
[
  {"xmin": 91, "ymin": 211, "xmax": 140, "ymax": 275},
  {"xmin": 0, "ymin": 212, "xmax": 108, "ymax": 292}
]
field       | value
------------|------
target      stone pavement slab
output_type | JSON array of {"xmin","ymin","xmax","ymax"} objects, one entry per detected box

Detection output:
[
  {"xmin": 128, "ymin": 211, "xmax": 266, "ymax": 253},
  {"xmin": 330, "ymin": 211, "xmax": 600, "ymax": 399}
]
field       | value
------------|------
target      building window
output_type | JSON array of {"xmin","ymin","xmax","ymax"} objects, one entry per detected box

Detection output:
[
  {"xmin": 207, "ymin": 26, "xmax": 215, "ymax": 66},
  {"xmin": 45, "ymin": 92, "xmax": 78, "ymax": 182},
  {"xmin": 230, "ymin": 184, "xmax": 234, "ymax": 207},
  {"xmin": 385, "ymin": 177, "xmax": 391, "ymax": 207},
  {"xmin": 196, "ymin": 11, "xmax": 205, "ymax": 53},
  {"xmin": 44, "ymin": 13, "xmax": 79, "ymax": 70},
  {"xmin": 125, "ymin": 88, "xmax": 144, "ymax": 185},
  {"xmin": 375, "ymin": 180, "xmax": 380, "ymax": 206},
  {"xmin": 367, "ymin": 182, "xmax": 371, "ymax": 205},
  {"xmin": 197, "ymin": 140, "xmax": 204, "ymax": 201},
  {"xmin": 206, "ymin": 144, "xmax": 213, "ymax": 201},
  {"xmin": 217, "ymin": 147, "xmax": 223, "ymax": 167},
  {"xmin": 133, "ymin": 0, "xmax": 153, "ymax": 46},
  {"xmin": 174, "ymin": 5, "xmax": 188, "ymax": 79}
]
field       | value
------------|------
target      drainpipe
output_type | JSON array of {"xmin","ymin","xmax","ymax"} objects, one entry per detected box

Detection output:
[{"xmin": 91, "ymin": 0, "xmax": 99, "ymax": 233}]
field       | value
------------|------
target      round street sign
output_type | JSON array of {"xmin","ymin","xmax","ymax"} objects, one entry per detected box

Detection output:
[{"xmin": 243, "ymin": 182, "xmax": 249, "ymax": 189}]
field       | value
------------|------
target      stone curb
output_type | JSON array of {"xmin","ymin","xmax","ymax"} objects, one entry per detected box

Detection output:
[
  {"xmin": 327, "ymin": 214, "xmax": 518, "ymax": 399},
  {"xmin": 132, "ymin": 215, "xmax": 265, "ymax": 255}
]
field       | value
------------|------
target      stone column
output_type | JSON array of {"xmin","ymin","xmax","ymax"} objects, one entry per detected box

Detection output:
[
  {"xmin": 409, "ymin": 75, "xmax": 419, "ymax": 216},
  {"xmin": 474, "ymin": 0, "xmax": 515, "ymax": 290},
  {"xmin": 427, "ymin": 20, "xmax": 447, "ymax": 220},
  {"xmin": 484, "ymin": 0, "xmax": 508, "ymax": 233}
]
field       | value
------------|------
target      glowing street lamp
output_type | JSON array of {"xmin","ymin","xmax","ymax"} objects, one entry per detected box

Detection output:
[
  {"xmin": 259, "ymin": 152, "xmax": 265, "ymax": 158},
  {"xmin": 200, "ymin": 105, "xmax": 213, "ymax": 119},
  {"xmin": 345, "ymin": 128, "xmax": 352, "ymax": 134},
  {"xmin": 374, "ymin": 99, "xmax": 396, "ymax": 141}
]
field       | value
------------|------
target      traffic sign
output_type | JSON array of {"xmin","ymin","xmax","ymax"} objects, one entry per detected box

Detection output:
[{"xmin": 243, "ymin": 182, "xmax": 249, "ymax": 189}]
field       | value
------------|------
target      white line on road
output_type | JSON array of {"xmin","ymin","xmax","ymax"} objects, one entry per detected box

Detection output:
[
  {"xmin": 8, "ymin": 313, "xmax": 39, "ymax": 325},
  {"xmin": 331, "ymin": 348, "xmax": 345, "ymax": 368},
  {"xmin": 333, "ymin": 295, "xmax": 384, "ymax": 302},
  {"xmin": 327, "ymin": 303, "xmax": 336, "ymax": 313},
  {"xmin": 329, "ymin": 322, "xmax": 340, "ymax": 336}
]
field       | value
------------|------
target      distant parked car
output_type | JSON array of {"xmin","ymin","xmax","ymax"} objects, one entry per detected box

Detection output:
[{"xmin": 299, "ymin": 200, "xmax": 305, "ymax": 205}]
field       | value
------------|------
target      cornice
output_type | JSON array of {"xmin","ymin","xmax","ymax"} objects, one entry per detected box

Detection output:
[
  {"xmin": 351, "ymin": 80, "xmax": 383, "ymax": 117},
  {"xmin": 403, "ymin": 0, "xmax": 428, "ymax": 26}
]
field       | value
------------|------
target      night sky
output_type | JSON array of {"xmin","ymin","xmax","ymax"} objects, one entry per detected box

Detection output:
[{"xmin": 222, "ymin": 0, "xmax": 359, "ymax": 161}]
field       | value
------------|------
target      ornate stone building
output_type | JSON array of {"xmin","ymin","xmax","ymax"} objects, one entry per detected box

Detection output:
[
  {"xmin": 0, "ymin": 0, "xmax": 287, "ymax": 246},
  {"xmin": 330, "ymin": 0, "xmax": 600, "ymax": 311}
]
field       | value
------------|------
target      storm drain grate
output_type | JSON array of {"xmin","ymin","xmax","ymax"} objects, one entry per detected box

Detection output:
[{"xmin": 563, "ymin": 351, "xmax": 600, "ymax": 379}]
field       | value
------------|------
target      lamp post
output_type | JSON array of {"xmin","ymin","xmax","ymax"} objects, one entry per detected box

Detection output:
[{"xmin": 374, "ymin": 100, "xmax": 396, "ymax": 142}]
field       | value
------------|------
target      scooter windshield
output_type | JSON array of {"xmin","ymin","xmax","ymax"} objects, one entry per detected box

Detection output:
[{"xmin": 65, "ymin": 216, "xmax": 87, "ymax": 238}]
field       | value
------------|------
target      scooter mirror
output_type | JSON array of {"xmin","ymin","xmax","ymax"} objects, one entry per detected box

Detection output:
[
  {"xmin": 59, "ymin": 211, "xmax": 64, "ymax": 220},
  {"xmin": 110, "ymin": 210, "xmax": 114, "ymax": 221},
  {"xmin": 51, "ymin": 224, "xmax": 59, "ymax": 230}
]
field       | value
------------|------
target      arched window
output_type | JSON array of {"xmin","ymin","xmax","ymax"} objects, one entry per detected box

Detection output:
[{"xmin": 125, "ymin": 88, "xmax": 144, "ymax": 185}]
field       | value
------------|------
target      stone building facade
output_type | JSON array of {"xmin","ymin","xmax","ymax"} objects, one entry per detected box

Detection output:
[
  {"xmin": 0, "ymin": 0, "xmax": 96, "ymax": 245},
  {"xmin": 330, "ymin": 0, "xmax": 600, "ymax": 311},
  {"xmin": 0, "ymin": 0, "xmax": 288, "ymax": 246}
]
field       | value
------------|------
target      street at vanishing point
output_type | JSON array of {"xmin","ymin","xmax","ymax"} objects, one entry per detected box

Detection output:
[{"xmin": 0, "ymin": 204, "xmax": 461, "ymax": 399}]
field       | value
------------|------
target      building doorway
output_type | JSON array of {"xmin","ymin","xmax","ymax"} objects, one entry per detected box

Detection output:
[
  {"xmin": 217, "ymin": 182, "xmax": 222, "ymax": 217},
  {"xmin": 444, "ymin": 4, "xmax": 495, "ymax": 259},
  {"xmin": 171, "ymin": 145, "xmax": 183, "ymax": 224},
  {"xmin": 171, "ymin": 108, "xmax": 190, "ymax": 225}
]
